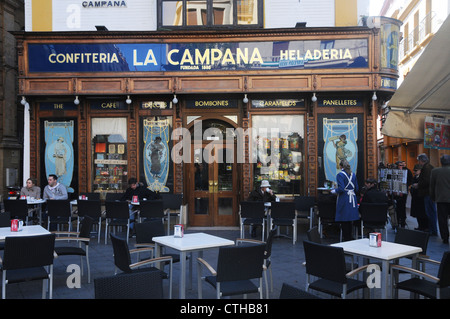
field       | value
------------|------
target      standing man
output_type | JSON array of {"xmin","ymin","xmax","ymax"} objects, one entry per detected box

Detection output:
[
  {"xmin": 413, "ymin": 153, "xmax": 437, "ymax": 236},
  {"xmin": 430, "ymin": 154, "xmax": 450, "ymax": 244},
  {"xmin": 393, "ymin": 161, "xmax": 413, "ymax": 227},
  {"xmin": 43, "ymin": 174, "xmax": 68, "ymax": 200}
]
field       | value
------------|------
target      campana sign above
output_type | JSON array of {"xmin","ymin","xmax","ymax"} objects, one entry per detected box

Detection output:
[
  {"xmin": 82, "ymin": 1, "xmax": 127, "ymax": 8},
  {"xmin": 28, "ymin": 39, "xmax": 368, "ymax": 73}
]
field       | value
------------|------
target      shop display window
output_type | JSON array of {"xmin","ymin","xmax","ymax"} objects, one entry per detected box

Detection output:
[
  {"xmin": 251, "ymin": 115, "xmax": 305, "ymax": 196},
  {"xmin": 91, "ymin": 118, "xmax": 128, "ymax": 195}
]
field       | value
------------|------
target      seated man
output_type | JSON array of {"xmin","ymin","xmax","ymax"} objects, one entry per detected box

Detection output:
[
  {"xmin": 360, "ymin": 178, "xmax": 389, "ymax": 204},
  {"xmin": 43, "ymin": 174, "xmax": 68, "ymax": 200},
  {"xmin": 248, "ymin": 180, "xmax": 277, "ymax": 203},
  {"xmin": 121, "ymin": 178, "xmax": 161, "ymax": 237},
  {"xmin": 121, "ymin": 177, "xmax": 161, "ymax": 202}
]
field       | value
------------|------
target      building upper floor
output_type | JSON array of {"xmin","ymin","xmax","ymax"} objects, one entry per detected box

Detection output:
[{"xmin": 25, "ymin": 0, "xmax": 372, "ymax": 32}]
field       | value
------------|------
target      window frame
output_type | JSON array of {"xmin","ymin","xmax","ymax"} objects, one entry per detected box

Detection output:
[{"xmin": 157, "ymin": 0, "xmax": 263, "ymax": 30}]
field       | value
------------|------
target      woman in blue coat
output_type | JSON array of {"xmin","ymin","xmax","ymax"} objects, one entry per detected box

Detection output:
[{"xmin": 334, "ymin": 159, "xmax": 359, "ymax": 241}]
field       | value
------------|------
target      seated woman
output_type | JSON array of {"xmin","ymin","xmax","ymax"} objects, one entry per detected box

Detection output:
[{"xmin": 20, "ymin": 178, "xmax": 41, "ymax": 199}]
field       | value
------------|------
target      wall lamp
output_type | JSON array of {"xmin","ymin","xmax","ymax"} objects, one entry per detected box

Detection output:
[
  {"xmin": 126, "ymin": 95, "xmax": 132, "ymax": 105},
  {"xmin": 311, "ymin": 93, "xmax": 317, "ymax": 103},
  {"xmin": 20, "ymin": 96, "xmax": 27, "ymax": 105},
  {"xmin": 372, "ymin": 91, "xmax": 377, "ymax": 101},
  {"xmin": 243, "ymin": 94, "xmax": 249, "ymax": 104},
  {"xmin": 172, "ymin": 94, "xmax": 178, "ymax": 104},
  {"xmin": 74, "ymin": 96, "xmax": 80, "ymax": 105}
]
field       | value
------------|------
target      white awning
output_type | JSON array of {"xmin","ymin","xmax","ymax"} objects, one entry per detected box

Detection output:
[{"xmin": 382, "ymin": 14, "xmax": 450, "ymax": 139}]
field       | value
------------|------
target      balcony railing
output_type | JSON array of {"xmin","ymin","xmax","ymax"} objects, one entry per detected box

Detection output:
[{"xmin": 399, "ymin": 11, "xmax": 443, "ymax": 60}]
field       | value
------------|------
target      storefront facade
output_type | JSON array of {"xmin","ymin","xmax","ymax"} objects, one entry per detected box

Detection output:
[{"xmin": 15, "ymin": 25, "xmax": 399, "ymax": 226}]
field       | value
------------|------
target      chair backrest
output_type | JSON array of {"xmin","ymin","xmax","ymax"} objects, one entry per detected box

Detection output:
[
  {"xmin": 359, "ymin": 202, "xmax": 388, "ymax": 224},
  {"xmin": 306, "ymin": 226, "xmax": 322, "ymax": 244},
  {"xmin": 95, "ymin": 271, "xmax": 163, "ymax": 299},
  {"xmin": 0, "ymin": 211, "xmax": 11, "ymax": 227},
  {"xmin": 47, "ymin": 199, "xmax": 72, "ymax": 217},
  {"xmin": 105, "ymin": 201, "xmax": 130, "ymax": 219},
  {"xmin": 3, "ymin": 233, "xmax": 56, "ymax": 270},
  {"xmin": 394, "ymin": 228, "xmax": 430, "ymax": 255},
  {"xmin": 105, "ymin": 192, "xmax": 124, "ymax": 202},
  {"xmin": 279, "ymin": 283, "xmax": 321, "ymax": 299},
  {"xmin": 3, "ymin": 199, "xmax": 28, "ymax": 219},
  {"xmin": 239, "ymin": 201, "xmax": 265, "ymax": 219},
  {"xmin": 135, "ymin": 220, "xmax": 166, "ymax": 244},
  {"xmin": 77, "ymin": 199, "xmax": 102, "ymax": 218},
  {"xmin": 294, "ymin": 196, "xmax": 316, "ymax": 212},
  {"xmin": 270, "ymin": 201, "xmax": 296, "ymax": 219},
  {"xmin": 264, "ymin": 228, "xmax": 276, "ymax": 260},
  {"xmin": 79, "ymin": 192, "xmax": 101, "ymax": 201},
  {"xmin": 139, "ymin": 200, "xmax": 165, "ymax": 219},
  {"xmin": 317, "ymin": 201, "xmax": 336, "ymax": 220},
  {"xmin": 303, "ymin": 240, "xmax": 347, "ymax": 284},
  {"xmin": 438, "ymin": 251, "xmax": 450, "ymax": 288},
  {"xmin": 216, "ymin": 244, "xmax": 265, "ymax": 283},
  {"xmin": 79, "ymin": 215, "xmax": 95, "ymax": 240},
  {"xmin": 110, "ymin": 233, "xmax": 132, "ymax": 273},
  {"xmin": 161, "ymin": 193, "xmax": 183, "ymax": 210}
]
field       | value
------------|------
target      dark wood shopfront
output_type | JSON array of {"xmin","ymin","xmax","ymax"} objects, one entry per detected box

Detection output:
[{"xmin": 15, "ymin": 27, "xmax": 398, "ymax": 227}]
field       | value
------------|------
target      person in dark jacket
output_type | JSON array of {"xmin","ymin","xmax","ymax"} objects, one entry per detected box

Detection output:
[
  {"xmin": 430, "ymin": 154, "xmax": 450, "ymax": 244},
  {"xmin": 121, "ymin": 177, "xmax": 161, "ymax": 202},
  {"xmin": 360, "ymin": 178, "xmax": 389, "ymax": 204},
  {"xmin": 248, "ymin": 179, "xmax": 277, "ymax": 203},
  {"xmin": 247, "ymin": 180, "xmax": 276, "ymax": 237},
  {"xmin": 393, "ymin": 161, "xmax": 413, "ymax": 227},
  {"xmin": 412, "ymin": 153, "xmax": 437, "ymax": 236},
  {"xmin": 410, "ymin": 164, "xmax": 428, "ymax": 232}
]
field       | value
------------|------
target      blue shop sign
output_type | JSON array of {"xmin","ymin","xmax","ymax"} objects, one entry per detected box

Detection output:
[{"xmin": 28, "ymin": 39, "xmax": 368, "ymax": 73}]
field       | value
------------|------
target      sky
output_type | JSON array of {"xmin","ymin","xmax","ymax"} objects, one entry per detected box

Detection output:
[{"xmin": 369, "ymin": 0, "xmax": 384, "ymax": 16}]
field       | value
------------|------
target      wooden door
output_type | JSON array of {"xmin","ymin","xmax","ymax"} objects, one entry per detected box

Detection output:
[{"xmin": 188, "ymin": 142, "xmax": 237, "ymax": 226}]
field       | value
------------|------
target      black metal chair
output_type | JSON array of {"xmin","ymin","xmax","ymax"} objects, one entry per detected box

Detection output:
[
  {"xmin": 110, "ymin": 233, "xmax": 173, "ymax": 298},
  {"xmin": 105, "ymin": 192, "xmax": 124, "ymax": 202},
  {"xmin": 1, "ymin": 233, "xmax": 56, "ymax": 299},
  {"xmin": 391, "ymin": 251, "xmax": 450, "ymax": 299},
  {"xmin": 279, "ymin": 282, "xmax": 321, "ymax": 299},
  {"xmin": 359, "ymin": 202, "xmax": 389, "ymax": 241},
  {"xmin": 76, "ymin": 199, "xmax": 103, "ymax": 243},
  {"xmin": 239, "ymin": 201, "xmax": 266, "ymax": 241},
  {"xmin": 104, "ymin": 200, "xmax": 131, "ymax": 244},
  {"xmin": 94, "ymin": 271, "xmax": 163, "ymax": 299},
  {"xmin": 306, "ymin": 226, "xmax": 322, "ymax": 243},
  {"xmin": 53, "ymin": 216, "xmax": 94, "ymax": 283},
  {"xmin": 0, "ymin": 211, "xmax": 11, "ymax": 227},
  {"xmin": 138, "ymin": 200, "xmax": 165, "ymax": 223},
  {"xmin": 317, "ymin": 200, "xmax": 339, "ymax": 240},
  {"xmin": 303, "ymin": 240, "xmax": 369, "ymax": 299},
  {"xmin": 306, "ymin": 225, "xmax": 358, "ymax": 273},
  {"xmin": 294, "ymin": 196, "xmax": 316, "ymax": 230},
  {"xmin": 237, "ymin": 228, "xmax": 276, "ymax": 298},
  {"xmin": 3, "ymin": 199, "xmax": 30, "ymax": 225},
  {"xmin": 197, "ymin": 243, "xmax": 266, "ymax": 299},
  {"xmin": 395, "ymin": 228, "xmax": 430, "ymax": 271},
  {"xmin": 161, "ymin": 193, "xmax": 183, "ymax": 235},
  {"xmin": 46, "ymin": 199, "xmax": 74, "ymax": 231},
  {"xmin": 270, "ymin": 201, "xmax": 297, "ymax": 245}
]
